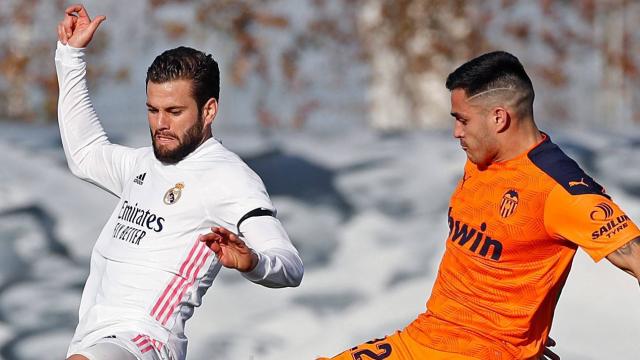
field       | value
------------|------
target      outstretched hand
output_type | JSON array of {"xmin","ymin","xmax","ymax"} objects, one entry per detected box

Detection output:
[
  {"xmin": 57, "ymin": 4, "xmax": 106, "ymax": 48},
  {"xmin": 199, "ymin": 226, "xmax": 258, "ymax": 272}
]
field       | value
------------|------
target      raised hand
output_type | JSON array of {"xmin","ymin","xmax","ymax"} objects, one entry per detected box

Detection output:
[
  {"xmin": 57, "ymin": 4, "xmax": 106, "ymax": 48},
  {"xmin": 199, "ymin": 226, "xmax": 258, "ymax": 272}
]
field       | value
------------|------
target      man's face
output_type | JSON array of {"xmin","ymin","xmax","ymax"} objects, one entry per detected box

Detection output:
[
  {"xmin": 146, "ymin": 79, "xmax": 206, "ymax": 164},
  {"xmin": 450, "ymin": 88, "xmax": 498, "ymax": 167}
]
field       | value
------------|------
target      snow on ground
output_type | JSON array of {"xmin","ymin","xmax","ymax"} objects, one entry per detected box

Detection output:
[{"xmin": 1, "ymin": 122, "xmax": 639, "ymax": 360}]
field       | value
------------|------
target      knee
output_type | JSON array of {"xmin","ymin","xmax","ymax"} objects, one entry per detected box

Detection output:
[{"xmin": 67, "ymin": 355, "xmax": 89, "ymax": 360}]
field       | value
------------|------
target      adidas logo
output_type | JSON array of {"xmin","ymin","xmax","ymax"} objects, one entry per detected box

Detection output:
[{"xmin": 134, "ymin": 172, "xmax": 146, "ymax": 185}]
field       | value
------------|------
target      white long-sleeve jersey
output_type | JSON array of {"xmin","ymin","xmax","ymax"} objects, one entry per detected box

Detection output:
[{"xmin": 55, "ymin": 42, "xmax": 303, "ymax": 359}]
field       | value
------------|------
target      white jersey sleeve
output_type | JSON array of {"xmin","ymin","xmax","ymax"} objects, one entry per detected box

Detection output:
[
  {"xmin": 199, "ymin": 159, "xmax": 303, "ymax": 288},
  {"xmin": 55, "ymin": 41, "xmax": 142, "ymax": 196},
  {"xmin": 239, "ymin": 215, "xmax": 303, "ymax": 288}
]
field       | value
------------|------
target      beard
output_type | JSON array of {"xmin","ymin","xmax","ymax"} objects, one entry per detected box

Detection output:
[{"xmin": 151, "ymin": 117, "xmax": 205, "ymax": 164}]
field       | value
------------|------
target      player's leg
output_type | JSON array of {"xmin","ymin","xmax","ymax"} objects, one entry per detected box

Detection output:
[
  {"xmin": 318, "ymin": 329, "xmax": 482, "ymax": 360},
  {"xmin": 318, "ymin": 332, "xmax": 408, "ymax": 360},
  {"xmin": 67, "ymin": 342, "xmax": 138, "ymax": 360},
  {"xmin": 69, "ymin": 332, "xmax": 171, "ymax": 360},
  {"xmin": 395, "ymin": 330, "xmax": 481, "ymax": 359}
]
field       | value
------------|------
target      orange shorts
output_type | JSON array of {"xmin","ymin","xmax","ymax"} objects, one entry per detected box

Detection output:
[{"xmin": 319, "ymin": 330, "xmax": 480, "ymax": 360}]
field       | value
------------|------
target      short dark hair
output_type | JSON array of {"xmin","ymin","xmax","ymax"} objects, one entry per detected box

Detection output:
[
  {"xmin": 446, "ymin": 51, "xmax": 534, "ymax": 116},
  {"xmin": 146, "ymin": 46, "xmax": 220, "ymax": 112}
]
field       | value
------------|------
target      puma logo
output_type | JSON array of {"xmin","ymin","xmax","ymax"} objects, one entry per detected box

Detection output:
[{"xmin": 569, "ymin": 178, "xmax": 589, "ymax": 187}]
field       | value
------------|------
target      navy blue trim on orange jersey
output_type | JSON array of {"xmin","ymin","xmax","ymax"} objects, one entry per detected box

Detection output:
[
  {"xmin": 237, "ymin": 208, "xmax": 276, "ymax": 234},
  {"xmin": 528, "ymin": 133, "xmax": 610, "ymax": 198}
]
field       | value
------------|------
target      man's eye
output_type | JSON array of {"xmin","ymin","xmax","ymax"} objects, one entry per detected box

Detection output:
[{"xmin": 147, "ymin": 108, "xmax": 158, "ymax": 113}]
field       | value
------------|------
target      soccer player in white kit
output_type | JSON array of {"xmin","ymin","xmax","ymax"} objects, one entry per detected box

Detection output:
[{"xmin": 56, "ymin": 5, "xmax": 304, "ymax": 360}]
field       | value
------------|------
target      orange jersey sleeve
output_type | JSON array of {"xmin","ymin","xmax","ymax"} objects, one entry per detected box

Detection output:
[{"xmin": 544, "ymin": 186, "xmax": 640, "ymax": 261}]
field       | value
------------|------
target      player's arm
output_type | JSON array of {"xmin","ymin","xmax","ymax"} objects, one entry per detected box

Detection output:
[
  {"xmin": 606, "ymin": 236, "xmax": 640, "ymax": 285},
  {"xmin": 56, "ymin": 5, "xmax": 138, "ymax": 195},
  {"xmin": 200, "ymin": 216, "xmax": 303, "ymax": 288},
  {"xmin": 544, "ymin": 180, "xmax": 640, "ymax": 281}
]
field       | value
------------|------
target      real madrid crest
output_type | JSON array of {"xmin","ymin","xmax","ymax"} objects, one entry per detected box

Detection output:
[
  {"xmin": 164, "ymin": 182, "xmax": 184, "ymax": 205},
  {"xmin": 500, "ymin": 189, "xmax": 518, "ymax": 218}
]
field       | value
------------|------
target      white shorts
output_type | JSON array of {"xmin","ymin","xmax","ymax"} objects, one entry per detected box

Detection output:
[{"xmin": 71, "ymin": 333, "xmax": 173, "ymax": 360}]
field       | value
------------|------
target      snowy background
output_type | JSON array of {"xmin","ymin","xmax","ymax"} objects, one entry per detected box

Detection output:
[{"xmin": 1, "ymin": 1, "xmax": 640, "ymax": 359}]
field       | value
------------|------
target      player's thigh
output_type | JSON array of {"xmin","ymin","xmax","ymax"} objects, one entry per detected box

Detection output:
[
  {"xmin": 67, "ymin": 355, "xmax": 89, "ymax": 360},
  {"xmin": 323, "ymin": 332, "xmax": 408, "ymax": 360},
  {"xmin": 320, "ymin": 330, "xmax": 481, "ymax": 360},
  {"xmin": 68, "ymin": 342, "xmax": 138, "ymax": 360},
  {"xmin": 396, "ymin": 330, "xmax": 481, "ymax": 359}
]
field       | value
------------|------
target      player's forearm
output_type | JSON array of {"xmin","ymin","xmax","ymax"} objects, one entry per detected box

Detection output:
[
  {"xmin": 606, "ymin": 236, "xmax": 640, "ymax": 286},
  {"xmin": 55, "ymin": 41, "xmax": 110, "ymax": 179},
  {"xmin": 243, "ymin": 248, "xmax": 304, "ymax": 288}
]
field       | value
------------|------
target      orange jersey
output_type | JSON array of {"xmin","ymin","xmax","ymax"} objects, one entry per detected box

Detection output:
[{"xmin": 407, "ymin": 134, "xmax": 640, "ymax": 359}]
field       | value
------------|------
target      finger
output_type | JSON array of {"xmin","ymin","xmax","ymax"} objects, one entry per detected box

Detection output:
[
  {"xmin": 67, "ymin": 15, "xmax": 78, "ymax": 37},
  {"xmin": 211, "ymin": 227, "xmax": 244, "ymax": 246},
  {"xmin": 75, "ymin": 5, "xmax": 92, "ymax": 22},
  {"xmin": 212, "ymin": 226, "xmax": 230, "ymax": 235},
  {"xmin": 62, "ymin": 23, "xmax": 69, "ymax": 43},
  {"xmin": 62, "ymin": 8, "xmax": 77, "ymax": 33},
  {"xmin": 57, "ymin": 23, "xmax": 64, "ymax": 43},
  {"xmin": 65, "ymin": 4, "xmax": 84, "ymax": 16},
  {"xmin": 211, "ymin": 226, "xmax": 232, "ymax": 240},
  {"xmin": 198, "ymin": 234, "xmax": 222, "ymax": 252},
  {"xmin": 204, "ymin": 240, "xmax": 222, "ymax": 254},
  {"xmin": 201, "ymin": 233, "xmax": 225, "ymax": 247},
  {"xmin": 227, "ymin": 234, "xmax": 246, "ymax": 247},
  {"xmin": 58, "ymin": 23, "xmax": 69, "ymax": 44},
  {"xmin": 199, "ymin": 233, "xmax": 222, "ymax": 242},
  {"xmin": 87, "ymin": 15, "xmax": 106, "ymax": 33},
  {"xmin": 545, "ymin": 337, "xmax": 556, "ymax": 347},
  {"xmin": 198, "ymin": 233, "xmax": 227, "ymax": 251},
  {"xmin": 222, "ymin": 231, "xmax": 246, "ymax": 247},
  {"xmin": 213, "ymin": 226, "xmax": 238, "ymax": 240}
]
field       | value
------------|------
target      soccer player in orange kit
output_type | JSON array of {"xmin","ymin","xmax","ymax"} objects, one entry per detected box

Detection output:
[{"xmin": 319, "ymin": 51, "xmax": 640, "ymax": 359}]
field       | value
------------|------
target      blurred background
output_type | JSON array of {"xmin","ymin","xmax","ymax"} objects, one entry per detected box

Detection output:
[{"xmin": 1, "ymin": 0, "xmax": 640, "ymax": 359}]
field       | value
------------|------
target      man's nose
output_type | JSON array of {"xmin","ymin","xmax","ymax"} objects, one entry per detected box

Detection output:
[
  {"xmin": 453, "ymin": 122, "xmax": 464, "ymax": 138},
  {"xmin": 157, "ymin": 112, "xmax": 170, "ymax": 130}
]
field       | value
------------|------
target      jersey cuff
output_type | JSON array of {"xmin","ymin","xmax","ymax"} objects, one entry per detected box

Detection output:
[
  {"xmin": 55, "ymin": 41, "xmax": 86, "ymax": 66},
  {"xmin": 241, "ymin": 251, "xmax": 268, "ymax": 282}
]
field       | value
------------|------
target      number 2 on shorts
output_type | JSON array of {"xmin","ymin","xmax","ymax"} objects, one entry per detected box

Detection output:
[{"xmin": 351, "ymin": 338, "xmax": 392, "ymax": 360}]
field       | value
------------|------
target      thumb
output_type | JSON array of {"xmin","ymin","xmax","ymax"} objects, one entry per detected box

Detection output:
[{"xmin": 88, "ymin": 15, "xmax": 106, "ymax": 33}]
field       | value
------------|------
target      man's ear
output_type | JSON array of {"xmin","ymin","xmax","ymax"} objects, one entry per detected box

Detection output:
[
  {"xmin": 493, "ymin": 107, "xmax": 510, "ymax": 133},
  {"xmin": 202, "ymin": 98, "xmax": 218, "ymax": 127}
]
